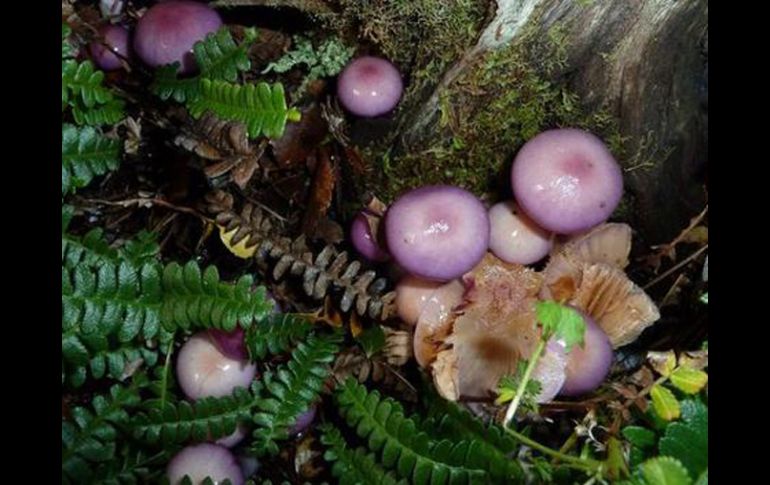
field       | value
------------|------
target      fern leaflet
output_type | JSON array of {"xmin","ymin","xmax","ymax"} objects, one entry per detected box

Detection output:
[
  {"xmin": 187, "ymin": 79, "xmax": 301, "ymax": 139},
  {"xmin": 251, "ymin": 331, "xmax": 342, "ymax": 456},
  {"xmin": 245, "ymin": 313, "xmax": 314, "ymax": 360},
  {"xmin": 320, "ymin": 424, "xmax": 407, "ymax": 485},
  {"xmin": 62, "ymin": 124, "xmax": 121, "ymax": 195}
]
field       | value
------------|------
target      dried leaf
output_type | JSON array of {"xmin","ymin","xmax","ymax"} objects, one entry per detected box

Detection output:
[
  {"xmin": 647, "ymin": 351, "xmax": 677, "ymax": 377},
  {"xmin": 301, "ymin": 146, "xmax": 336, "ymax": 238},
  {"xmin": 678, "ymin": 350, "xmax": 708, "ymax": 371},
  {"xmin": 270, "ymin": 104, "xmax": 327, "ymax": 168}
]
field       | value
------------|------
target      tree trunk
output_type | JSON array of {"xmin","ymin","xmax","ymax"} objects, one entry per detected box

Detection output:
[{"xmin": 395, "ymin": 0, "xmax": 708, "ymax": 244}]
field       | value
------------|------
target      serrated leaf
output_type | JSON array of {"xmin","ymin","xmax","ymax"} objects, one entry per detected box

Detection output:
[
  {"xmin": 648, "ymin": 351, "xmax": 677, "ymax": 377},
  {"xmin": 640, "ymin": 457, "xmax": 692, "ymax": 485},
  {"xmin": 659, "ymin": 400, "xmax": 708, "ymax": 478},
  {"xmin": 669, "ymin": 367, "xmax": 708, "ymax": 394},
  {"xmin": 535, "ymin": 301, "xmax": 585, "ymax": 350},
  {"xmin": 650, "ymin": 384, "xmax": 680, "ymax": 421},
  {"xmin": 622, "ymin": 426, "xmax": 657, "ymax": 449}
]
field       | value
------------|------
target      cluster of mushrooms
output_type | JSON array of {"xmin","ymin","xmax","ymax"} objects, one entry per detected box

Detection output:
[
  {"xmin": 82, "ymin": 1, "xmax": 659, "ymax": 483},
  {"xmin": 351, "ymin": 129, "xmax": 660, "ymax": 404}
]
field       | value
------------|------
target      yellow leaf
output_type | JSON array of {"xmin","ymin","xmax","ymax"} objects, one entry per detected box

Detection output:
[
  {"xmin": 650, "ymin": 384, "xmax": 680, "ymax": 421},
  {"xmin": 670, "ymin": 367, "xmax": 708, "ymax": 394},
  {"xmin": 218, "ymin": 225, "xmax": 256, "ymax": 259}
]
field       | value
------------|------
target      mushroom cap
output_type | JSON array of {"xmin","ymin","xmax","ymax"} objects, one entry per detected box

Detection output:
[
  {"xmin": 337, "ymin": 56, "xmax": 403, "ymax": 117},
  {"xmin": 488, "ymin": 200, "xmax": 553, "ymax": 265},
  {"xmin": 511, "ymin": 129, "xmax": 623, "ymax": 234}
]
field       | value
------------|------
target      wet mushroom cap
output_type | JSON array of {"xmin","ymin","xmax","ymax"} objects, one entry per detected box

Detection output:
[
  {"xmin": 89, "ymin": 24, "xmax": 130, "ymax": 71},
  {"xmin": 133, "ymin": 0, "xmax": 222, "ymax": 74},
  {"xmin": 488, "ymin": 200, "xmax": 553, "ymax": 265},
  {"xmin": 385, "ymin": 185, "xmax": 490, "ymax": 282},
  {"xmin": 337, "ymin": 56, "xmax": 403, "ymax": 117},
  {"xmin": 511, "ymin": 129, "xmax": 623, "ymax": 234}
]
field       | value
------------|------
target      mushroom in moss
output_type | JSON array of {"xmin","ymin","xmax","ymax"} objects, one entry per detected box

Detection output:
[
  {"xmin": 133, "ymin": 0, "xmax": 222, "ymax": 74},
  {"xmin": 337, "ymin": 56, "xmax": 403, "ymax": 117},
  {"xmin": 488, "ymin": 200, "xmax": 553, "ymax": 265},
  {"xmin": 511, "ymin": 129, "xmax": 623, "ymax": 234},
  {"xmin": 89, "ymin": 24, "xmax": 130, "ymax": 71},
  {"xmin": 385, "ymin": 185, "xmax": 490, "ymax": 282}
]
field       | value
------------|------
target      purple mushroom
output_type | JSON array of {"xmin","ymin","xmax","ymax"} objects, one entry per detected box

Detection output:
[
  {"xmin": 167, "ymin": 443, "xmax": 244, "ymax": 485},
  {"xmin": 337, "ymin": 56, "xmax": 403, "ymax": 117},
  {"xmin": 559, "ymin": 311, "xmax": 613, "ymax": 396},
  {"xmin": 350, "ymin": 211, "xmax": 390, "ymax": 263},
  {"xmin": 488, "ymin": 200, "xmax": 553, "ymax": 265},
  {"xmin": 89, "ymin": 24, "xmax": 130, "ymax": 71}
]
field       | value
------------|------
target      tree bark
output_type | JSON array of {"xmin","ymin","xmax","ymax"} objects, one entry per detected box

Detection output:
[{"xmin": 398, "ymin": 0, "xmax": 708, "ymax": 244}]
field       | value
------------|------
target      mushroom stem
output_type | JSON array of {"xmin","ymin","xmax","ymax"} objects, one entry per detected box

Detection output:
[
  {"xmin": 503, "ymin": 338, "xmax": 547, "ymax": 426},
  {"xmin": 502, "ymin": 426, "xmax": 602, "ymax": 472}
]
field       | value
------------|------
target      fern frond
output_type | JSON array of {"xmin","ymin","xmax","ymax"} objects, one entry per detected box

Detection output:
[
  {"xmin": 62, "ymin": 60, "xmax": 116, "ymax": 109},
  {"xmin": 334, "ymin": 379, "xmax": 491, "ymax": 485},
  {"xmin": 132, "ymin": 385, "xmax": 257, "ymax": 445},
  {"xmin": 62, "ymin": 261, "xmax": 163, "ymax": 387},
  {"xmin": 72, "ymin": 98, "xmax": 126, "ymax": 126},
  {"xmin": 91, "ymin": 445, "xmax": 167, "ymax": 485},
  {"xmin": 320, "ymin": 424, "xmax": 407, "ymax": 485},
  {"xmin": 160, "ymin": 261, "xmax": 274, "ymax": 333},
  {"xmin": 62, "ymin": 124, "xmax": 121, "ymax": 195},
  {"xmin": 245, "ymin": 313, "xmax": 314, "ymax": 360},
  {"xmin": 188, "ymin": 79, "xmax": 301, "ymax": 139},
  {"xmin": 422, "ymin": 398, "xmax": 524, "ymax": 481},
  {"xmin": 251, "ymin": 331, "xmax": 342, "ymax": 456},
  {"xmin": 151, "ymin": 27, "xmax": 256, "ymax": 102},
  {"xmin": 62, "ymin": 383, "xmax": 141, "ymax": 484},
  {"xmin": 62, "ymin": 227, "xmax": 119, "ymax": 269},
  {"xmin": 195, "ymin": 27, "xmax": 257, "ymax": 81}
]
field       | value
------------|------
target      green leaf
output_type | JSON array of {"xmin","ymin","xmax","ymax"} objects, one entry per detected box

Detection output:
[
  {"xmin": 320, "ymin": 424, "xmax": 407, "ymax": 485},
  {"xmin": 669, "ymin": 367, "xmax": 708, "ymax": 394},
  {"xmin": 194, "ymin": 27, "xmax": 257, "ymax": 81},
  {"xmin": 622, "ymin": 426, "xmax": 657, "ymax": 449},
  {"xmin": 245, "ymin": 313, "xmax": 314, "ymax": 360},
  {"xmin": 659, "ymin": 400, "xmax": 708, "ymax": 478},
  {"xmin": 187, "ymin": 79, "xmax": 301, "ymax": 139},
  {"xmin": 150, "ymin": 64, "xmax": 202, "ymax": 103},
  {"xmin": 335, "ymin": 379, "xmax": 491, "ymax": 484},
  {"xmin": 640, "ymin": 457, "xmax": 692, "ymax": 485},
  {"xmin": 694, "ymin": 469, "xmax": 708, "ymax": 485},
  {"xmin": 62, "ymin": 23, "xmax": 74, "ymax": 59},
  {"xmin": 71, "ymin": 98, "xmax": 126, "ymax": 126},
  {"xmin": 251, "ymin": 331, "xmax": 342, "ymax": 456},
  {"xmin": 535, "ymin": 301, "xmax": 585, "ymax": 350},
  {"xmin": 62, "ymin": 124, "xmax": 121, "ymax": 195},
  {"xmin": 357, "ymin": 324, "xmax": 386, "ymax": 358},
  {"xmin": 650, "ymin": 384, "xmax": 680, "ymax": 421},
  {"xmin": 62, "ymin": 60, "xmax": 118, "ymax": 109},
  {"xmin": 699, "ymin": 292, "xmax": 707, "ymax": 304}
]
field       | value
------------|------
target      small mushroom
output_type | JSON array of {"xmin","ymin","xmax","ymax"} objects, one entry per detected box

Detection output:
[{"xmin": 337, "ymin": 56, "xmax": 403, "ymax": 117}]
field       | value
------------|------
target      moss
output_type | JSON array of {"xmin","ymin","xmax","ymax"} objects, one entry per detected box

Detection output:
[{"xmin": 376, "ymin": 22, "xmax": 630, "ymax": 203}]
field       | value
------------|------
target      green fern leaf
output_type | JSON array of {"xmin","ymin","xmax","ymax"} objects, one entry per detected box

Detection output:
[
  {"xmin": 62, "ymin": 124, "xmax": 121, "ymax": 195},
  {"xmin": 72, "ymin": 98, "xmax": 126, "ymax": 126},
  {"xmin": 320, "ymin": 424, "xmax": 407, "ymax": 485},
  {"xmin": 422, "ymin": 398, "xmax": 523, "ymax": 481},
  {"xmin": 63, "ymin": 227, "xmax": 119, "ymax": 269},
  {"xmin": 62, "ymin": 60, "xmax": 116, "ymax": 109},
  {"xmin": 91, "ymin": 444, "xmax": 167, "ymax": 485},
  {"xmin": 151, "ymin": 27, "xmax": 256, "ymax": 102},
  {"xmin": 187, "ymin": 79, "xmax": 301, "ymax": 139},
  {"xmin": 245, "ymin": 313, "xmax": 314, "ymax": 360},
  {"xmin": 195, "ymin": 27, "xmax": 257, "ymax": 81},
  {"xmin": 151, "ymin": 64, "xmax": 203, "ymax": 103},
  {"xmin": 132, "ymin": 385, "xmax": 256, "ymax": 445},
  {"xmin": 160, "ymin": 261, "xmax": 274, "ymax": 333},
  {"xmin": 335, "ymin": 379, "xmax": 491, "ymax": 485},
  {"xmin": 658, "ymin": 400, "xmax": 708, "ymax": 478},
  {"xmin": 251, "ymin": 331, "xmax": 342, "ymax": 456},
  {"xmin": 62, "ymin": 261, "xmax": 163, "ymax": 387},
  {"xmin": 62, "ymin": 383, "xmax": 141, "ymax": 484}
]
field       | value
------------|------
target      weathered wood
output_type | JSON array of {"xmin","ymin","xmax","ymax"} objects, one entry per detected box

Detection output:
[{"xmin": 398, "ymin": 0, "xmax": 708, "ymax": 244}]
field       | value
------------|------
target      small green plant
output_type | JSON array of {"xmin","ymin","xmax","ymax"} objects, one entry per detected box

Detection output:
[
  {"xmin": 151, "ymin": 27, "xmax": 300, "ymax": 139},
  {"xmin": 497, "ymin": 301, "xmax": 586, "ymax": 425},
  {"xmin": 263, "ymin": 35, "xmax": 354, "ymax": 94}
]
